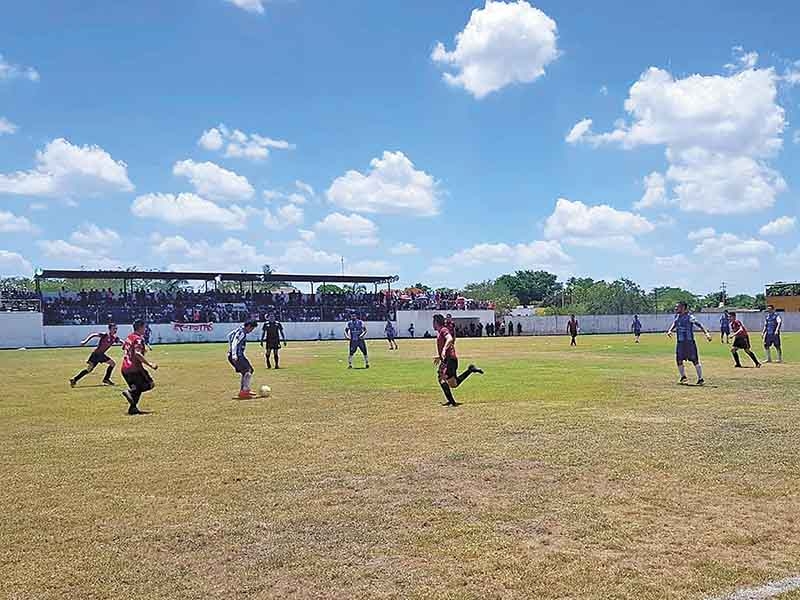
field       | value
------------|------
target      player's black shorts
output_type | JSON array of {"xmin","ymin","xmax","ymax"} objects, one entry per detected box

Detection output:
[
  {"xmin": 87, "ymin": 351, "xmax": 111, "ymax": 366},
  {"xmin": 349, "ymin": 339, "xmax": 368, "ymax": 355},
  {"xmin": 439, "ymin": 356, "xmax": 458, "ymax": 380},
  {"xmin": 386, "ymin": 334, "xmax": 395, "ymax": 341},
  {"xmin": 228, "ymin": 355, "xmax": 254, "ymax": 374},
  {"xmin": 764, "ymin": 333, "xmax": 781, "ymax": 349},
  {"xmin": 122, "ymin": 368, "xmax": 154, "ymax": 392},
  {"xmin": 675, "ymin": 340, "xmax": 699, "ymax": 364},
  {"xmin": 264, "ymin": 339, "xmax": 281, "ymax": 350},
  {"xmin": 732, "ymin": 336, "xmax": 751, "ymax": 351}
]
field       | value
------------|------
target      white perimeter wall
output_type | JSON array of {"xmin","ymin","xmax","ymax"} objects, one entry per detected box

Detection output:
[
  {"xmin": 0, "ymin": 312, "xmax": 43, "ymax": 349},
  {"xmin": 395, "ymin": 310, "xmax": 496, "ymax": 337},
  {"xmin": 506, "ymin": 313, "xmax": 800, "ymax": 335}
]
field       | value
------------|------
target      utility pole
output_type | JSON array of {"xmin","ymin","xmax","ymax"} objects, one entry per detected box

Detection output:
[
  {"xmin": 341, "ymin": 257, "xmax": 345, "ymax": 275},
  {"xmin": 721, "ymin": 281, "xmax": 727, "ymax": 307}
]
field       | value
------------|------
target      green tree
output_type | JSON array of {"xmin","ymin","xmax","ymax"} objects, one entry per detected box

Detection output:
[
  {"xmin": 317, "ymin": 284, "xmax": 345, "ymax": 294},
  {"xmin": 497, "ymin": 270, "xmax": 561, "ymax": 306},
  {"xmin": 650, "ymin": 287, "xmax": 699, "ymax": 312},
  {"xmin": 462, "ymin": 279, "xmax": 517, "ymax": 314}
]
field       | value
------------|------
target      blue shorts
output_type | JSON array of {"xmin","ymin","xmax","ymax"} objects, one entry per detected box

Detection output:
[
  {"xmin": 764, "ymin": 333, "xmax": 781, "ymax": 349},
  {"xmin": 349, "ymin": 339, "xmax": 368, "ymax": 356},
  {"xmin": 720, "ymin": 326, "xmax": 730, "ymax": 334},
  {"xmin": 676, "ymin": 340, "xmax": 699, "ymax": 364},
  {"xmin": 228, "ymin": 355, "xmax": 253, "ymax": 374}
]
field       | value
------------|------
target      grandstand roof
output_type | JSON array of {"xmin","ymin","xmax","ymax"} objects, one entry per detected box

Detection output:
[{"xmin": 36, "ymin": 269, "xmax": 399, "ymax": 285}]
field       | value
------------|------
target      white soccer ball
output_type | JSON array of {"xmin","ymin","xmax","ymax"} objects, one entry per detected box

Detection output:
[{"xmin": 259, "ymin": 385, "xmax": 272, "ymax": 398}]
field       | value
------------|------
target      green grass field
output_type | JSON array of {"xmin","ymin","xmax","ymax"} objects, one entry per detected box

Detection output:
[{"xmin": 2, "ymin": 334, "xmax": 799, "ymax": 600}]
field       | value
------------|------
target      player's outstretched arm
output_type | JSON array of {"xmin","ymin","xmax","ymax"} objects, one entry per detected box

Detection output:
[
  {"xmin": 80, "ymin": 333, "xmax": 100, "ymax": 346},
  {"xmin": 665, "ymin": 322, "xmax": 675, "ymax": 337},
  {"xmin": 776, "ymin": 315, "xmax": 783, "ymax": 335},
  {"xmin": 361, "ymin": 326, "xmax": 368, "ymax": 339}
]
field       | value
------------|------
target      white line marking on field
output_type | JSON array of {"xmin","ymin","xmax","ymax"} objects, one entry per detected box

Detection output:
[{"xmin": 707, "ymin": 576, "xmax": 800, "ymax": 600}]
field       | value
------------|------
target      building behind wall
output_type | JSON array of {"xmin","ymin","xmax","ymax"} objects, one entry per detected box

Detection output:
[{"xmin": 766, "ymin": 282, "xmax": 800, "ymax": 312}]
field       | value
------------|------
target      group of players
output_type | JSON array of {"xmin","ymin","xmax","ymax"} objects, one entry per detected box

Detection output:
[{"xmin": 68, "ymin": 304, "xmax": 783, "ymax": 413}]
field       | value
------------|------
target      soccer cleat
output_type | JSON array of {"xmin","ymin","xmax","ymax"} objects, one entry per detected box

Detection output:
[
  {"xmin": 348, "ymin": 364, "xmax": 352, "ymax": 369},
  {"xmin": 365, "ymin": 364, "xmax": 370, "ymax": 369},
  {"xmin": 69, "ymin": 378, "xmax": 76, "ymax": 388},
  {"xmin": 128, "ymin": 406, "xmax": 143, "ymax": 415},
  {"xmin": 679, "ymin": 376, "xmax": 688, "ymax": 384},
  {"xmin": 102, "ymin": 379, "xmax": 116, "ymax": 386},
  {"xmin": 238, "ymin": 390, "xmax": 256, "ymax": 399},
  {"xmin": 468, "ymin": 364, "xmax": 484, "ymax": 375},
  {"xmin": 696, "ymin": 378, "xmax": 705, "ymax": 386},
  {"xmin": 734, "ymin": 364, "xmax": 743, "ymax": 368},
  {"xmin": 755, "ymin": 363, "xmax": 761, "ymax": 368}
]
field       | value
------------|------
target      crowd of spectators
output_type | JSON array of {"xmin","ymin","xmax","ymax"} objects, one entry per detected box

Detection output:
[
  {"xmin": 391, "ymin": 289, "xmax": 493, "ymax": 311},
  {"xmin": 40, "ymin": 287, "xmax": 396, "ymax": 325}
]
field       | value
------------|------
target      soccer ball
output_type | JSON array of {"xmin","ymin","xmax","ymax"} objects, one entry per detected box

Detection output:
[{"xmin": 259, "ymin": 385, "xmax": 272, "ymax": 398}]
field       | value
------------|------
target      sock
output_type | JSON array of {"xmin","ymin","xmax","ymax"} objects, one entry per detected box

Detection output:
[
  {"xmin": 746, "ymin": 351, "xmax": 760, "ymax": 366},
  {"xmin": 273, "ymin": 351, "xmax": 279, "ymax": 368},
  {"xmin": 104, "ymin": 365, "xmax": 114, "ymax": 381},
  {"xmin": 73, "ymin": 369, "xmax": 90, "ymax": 382},
  {"xmin": 456, "ymin": 369, "xmax": 474, "ymax": 386},
  {"xmin": 733, "ymin": 351, "xmax": 742, "ymax": 367},
  {"xmin": 439, "ymin": 382, "xmax": 456, "ymax": 405},
  {"xmin": 777, "ymin": 348, "xmax": 783, "ymax": 362},
  {"xmin": 695, "ymin": 363, "xmax": 703, "ymax": 380},
  {"xmin": 244, "ymin": 372, "xmax": 253, "ymax": 391},
  {"xmin": 678, "ymin": 364, "xmax": 686, "ymax": 378},
  {"xmin": 348, "ymin": 354, "xmax": 353, "ymax": 366},
  {"xmin": 766, "ymin": 348, "xmax": 772, "ymax": 362},
  {"xmin": 266, "ymin": 355, "xmax": 271, "ymax": 368}
]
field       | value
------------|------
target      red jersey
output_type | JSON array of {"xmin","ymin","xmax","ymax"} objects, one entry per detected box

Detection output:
[
  {"xmin": 436, "ymin": 327, "xmax": 457, "ymax": 359},
  {"xmin": 568, "ymin": 319, "xmax": 579, "ymax": 334},
  {"xmin": 122, "ymin": 332, "xmax": 145, "ymax": 371},
  {"xmin": 730, "ymin": 319, "xmax": 748, "ymax": 337},
  {"xmin": 95, "ymin": 333, "xmax": 119, "ymax": 354},
  {"xmin": 445, "ymin": 319, "xmax": 456, "ymax": 338}
]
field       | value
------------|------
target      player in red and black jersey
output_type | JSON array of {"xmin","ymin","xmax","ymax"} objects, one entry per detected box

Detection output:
[
  {"xmin": 729, "ymin": 312, "xmax": 761, "ymax": 368},
  {"xmin": 433, "ymin": 313, "xmax": 483, "ymax": 407},
  {"xmin": 70, "ymin": 323, "xmax": 122, "ymax": 387},
  {"xmin": 121, "ymin": 320, "xmax": 159, "ymax": 415}
]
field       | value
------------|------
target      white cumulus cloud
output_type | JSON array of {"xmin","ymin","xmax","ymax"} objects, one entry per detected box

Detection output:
[
  {"xmin": 295, "ymin": 180, "xmax": 314, "ymax": 197},
  {"xmin": 0, "ymin": 117, "xmax": 18, "ymax": 136},
  {"xmin": 154, "ymin": 235, "xmax": 270, "ymax": 271},
  {"xmin": 0, "ymin": 250, "xmax": 33, "ymax": 276},
  {"xmin": 687, "ymin": 227, "xmax": 716, "ymax": 241},
  {"xmin": 759, "ymin": 216, "xmax": 796, "ymax": 236},
  {"xmin": 327, "ymin": 151, "xmax": 441, "ymax": 216},
  {"xmin": 0, "ymin": 210, "xmax": 35, "ymax": 233},
  {"xmin": 69, "ymin": 223, "xmax": 121, "ymax": 246},
  {"xmin": 544, "ymin": 198, "xmax": 654, "ymax": 249},
  {"xmin": 224, "ymin": 0, "xmax": 265, "ymax": 14},
  {"xmin": 0, "ymin": 138, "xmax": 133, "ymax": 198},
  {"xmin": 432, "ymin": 240, "xmax": 571, "ymax": 273},
  {"xmin": 692, "ymin": 232, "xmax": 774, "ymax": 269},
  {"xmin": 634, "ymin": 172, "xmax": 670, "ymax": 210},
  {"xmin": 0, "ymin": 54, "xmax": 39, "ymax": 82},
  {"xmin": 389, "ymin": 242, "xmax": 420, "ymax": 255},
  {"xmin": 314, "ymin": 212, "xmax": 379, "ymax": 246},
  {"xmin": 198, "ymin": 124, "xmax": 293, "ymax": 161},
  {"xmin": 264, "ymin": 203, "xmax": 305, "ymax": 230},
  {"xmin": 431, "ymin": 0, "xmax": 559, "ymax": 99},
  {"xmin": 567, "ymin": 63, "xmax": 788, "ymax": 215},
  {"xmin": 131, "ymin": 193, "xmax": 251, "ymax": 230},
  {"xmin": 173, "ymin": 159, "xmax": 254, "ymax": 201}
]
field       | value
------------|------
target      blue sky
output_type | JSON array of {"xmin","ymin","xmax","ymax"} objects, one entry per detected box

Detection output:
[{"xmin": 1, "ymin": 0, "xmax": 798, "ymax": 294}]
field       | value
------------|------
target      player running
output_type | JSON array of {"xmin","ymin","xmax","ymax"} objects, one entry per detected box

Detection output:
[
  {"xmin": 384, "ymin": 319, "xmax": 398, "ymax": 350},
  {"xmin": 729, "ymin": 312, "xmax": 761, "ymax": 368},
  {"xmin": 666, "ymin": 302, "xmax": 712, "ymax": 385},
  {"xmin": 345, "ymin": 313, "xmax": 369, "ymax": 369},
  {"xmin": 631, "ymin": 315, "xmax": 642, "ymax": 343},
  {"xmin": 567, "ymin": 315, "xmax": 579, "ymax": 346},
  {"xmin": 120, "ymin": 320, "xmax": 158, "ymax": 415},
  {"xmin": 433, "ymin": 313, "xmax": 483, "ymax": 407},
  {"xmin": 763, "ymin": 304, "xmax": 783, "ymax": 363},
  {"xmin": 228, "ymin": 320, "xmax": 258, "ymax": 398},
  {"xmin": 719, "ymin": 310, "xmax": 731, "ymax": 344},
  {"xmin": 70, "ymin": 323, "xmax": 122, "ymax": 387},
  {"xmin": 260, "ymin": 315, "xmax": 286, "ymax": 369}
]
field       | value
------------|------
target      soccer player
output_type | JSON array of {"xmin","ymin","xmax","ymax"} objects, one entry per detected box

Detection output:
[
  {"xmin": 729, "ymin": 312, "xmax": 761, "ymax": 368},
  {"xmin": 762, "ymin": 305, "xmax": 783, "ymax": 363},
  {"xmin": 143, "ymin": 323, "xmax": 153, "ymax": 351},
  {"xmin": 445, "ymin": 313, "xmax": 457, "ymax": 339},
  {"xmin": 120, "ymin": 320, "xmax": 158, "ymax": 415},
  {"xmin": 345, "ymin": 313, "xmax": 369, "ymax": 369},
  {"xmin": 385, "ymin": 319, "xmax": 398, "ymax": 350},
  {"xmin": 228, "ymin": 320, "xmax": 258, "ymax": 398},
  {"xmin": 408, "ymin": 323, "xmax": 415, "ymax": 338},
  {"xmin": 631, "ymin": 315, "xmax": 642, "ymax": 343},
  {"xmin": 719, "ymin": 310, "xmax": 731, "ymax": 344},
  {"xmin": 666, "ymin": 302, "xmax": 712, "ymax": 385},
  {"xmin": 433, "ymin": 313, "xmax": 483, "ymax": 407},
  {"xmin": 567, "ymin": 315, "xmax": 579, "ymax": 346},
  {"xmin": 260, "ymin": 314, "xmax": 286, "ymax": 369},
  {"xmin": 70, "ymin": 323, "xmax": 121, "ymax": 387}
]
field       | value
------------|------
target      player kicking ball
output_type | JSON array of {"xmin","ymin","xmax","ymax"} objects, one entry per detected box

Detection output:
[
  {"xmin": 729, "ymin": 312, "xmax": 761, "ymax": 368},
  {"xmin": 345, "ymin": 313, "xmax": 369, "ymax": 369},
  {"xmin": 433, "ymin": 313, "xmax": 483, "ymax": 407},
  {"xmin": 70, "ymin": 323, "xmax": 122, "ymax": 387},
  {"xmin": 121, "ymin": 320, "xmax": 158, "ymax": 415},
  {"xmin": 666, "ymin": 302, "xmax": 712, "ymax": 385},
  {"xmin": 228, "ymin": 320, "xmax": 258, "ymax": 398}
]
